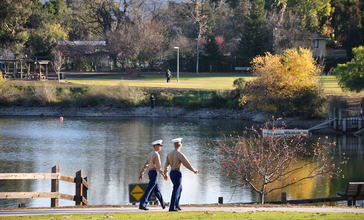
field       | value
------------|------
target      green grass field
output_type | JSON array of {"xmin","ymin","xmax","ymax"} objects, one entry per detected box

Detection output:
[
  {"xmin": 1, "ymin": 212, "xmax": 364, "ymax": 220},
  {"xmin": 0, "ymin": 212, "xmax": 364, "ymax": 220},
  {"xmin": 67, "ymin": 73, "xmax": 364, "ymax": 95}
]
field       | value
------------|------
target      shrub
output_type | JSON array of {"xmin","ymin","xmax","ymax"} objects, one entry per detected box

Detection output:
[
  {"xmin": 0, "ymin": 83, "xmax": 24, "ymax": 106},
  {"xmin": 233, "ymin": 78, "xmax": 246, "ymax": 91},
  {"xmin": 334, "ymin": 46, "xmax": 364, "ymax": 92},
  {"xmin": 32, "ymin": 83, "xmax": 57, "ymax": 106},
  {"xmin": 292, "ymin": 86, "xmax": 326, "ymax": 118},
  {"xmin": 210, "ymin": 90, "xmax": 228, "ymax": 108},
  {"xmin": 246, "ymin": 48, "xmax": 324, "ymax": 117},
  {"xmin": 157, "ymin": 92, "xmax": 174, "ymax": 107}
]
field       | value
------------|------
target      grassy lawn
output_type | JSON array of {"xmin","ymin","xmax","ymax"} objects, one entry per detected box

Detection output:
[
  {"xmin": 67, "ymin": 73, "xmax": 364, "ymax": 95},
  {"xmin": 1, "ymin": 212, "xmax": 363, "ymax": 220},
  {"xmin": 67, "ymin": 72, "xmax": 254, "ymax": 90}
]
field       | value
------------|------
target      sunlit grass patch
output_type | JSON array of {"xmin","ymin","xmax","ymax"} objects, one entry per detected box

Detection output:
[{"xmin": 0, "ymin": 211, "xmax": 363, "ymax": 220}]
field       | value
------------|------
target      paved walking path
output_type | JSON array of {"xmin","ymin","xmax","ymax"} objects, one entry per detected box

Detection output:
[{"xmin": 1, "ymin": 206, "xmax": 364, "ymax": 216}]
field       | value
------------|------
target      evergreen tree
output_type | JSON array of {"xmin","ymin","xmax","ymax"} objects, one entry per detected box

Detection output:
[
  {"xmin": 237, "ymin": 0, "xmax": 272, "ymax": 66},
  {"xmin": 331, "ymin": 0, "xmax": 364, "ymax": 57},
  {"xmin": 203, "ymin": 32, "xmax": 224, "ymax": 71},
  {"xmin": 0, "ymin": 0, "xmax": 33, "ymax": 55},
  {"xmin": 334, "ymin": 46, "xmax": 364, "ymax": 92}
]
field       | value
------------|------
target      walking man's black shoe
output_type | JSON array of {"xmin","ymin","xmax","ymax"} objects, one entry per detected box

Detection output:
[
  {"xmin": 176, "ymin": 206, "xmax": 182, "ymax": 211},
  {"xmin": 139, "ymin": 207, "xmax": 149, "ymax": 211},
  {"xmin": 162, "ymin": 202, "xmax": 166, "ymax": 209}
]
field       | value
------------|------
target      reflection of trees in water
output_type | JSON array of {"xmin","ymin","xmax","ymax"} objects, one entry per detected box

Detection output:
[
  {"xmin": 0, "ymin": 118, "xmax": 41, "ymax": 208},
  {"xmin": 266, "ymin": 160, "xmax": 330, "ymax": 201},
  {"xmin": 329, "ymin": 135, "xmax": 364, "ymax": 197},
  {"xmin": 83, "ymin": 118, "xmax": 168, "ymax": 204},
  {"xmin": 265, "ymin": 135, "xmax": 363, "ymax": 202}
]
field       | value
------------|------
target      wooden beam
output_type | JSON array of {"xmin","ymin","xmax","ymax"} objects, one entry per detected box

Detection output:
[
  {"xmin": 59, "ymin": 193, "xmax": 75, "ymax": 201},
  {"xmin": 60, "ymin": 175, "xmax": 75, "ymax": 183},
  {"xmin": 82, "ymin": 196, "xmax": 89, "ymax": 206},
  {"xmin": 82, "ymin": 179, "xmax": 89, "ymax": 189},
  {"xmin": 0, "ymin": 192, "xmax": 75, "ymax": 201},
  {"xmin": 0, "ymin": 192, "xmax": 59, "ymax": 199},
  {"xmin": 0, "ymin": 173, "xmax": 60, "ymax": 180},
  {"xmin": 0, "ymin": 173, "xmax": 78, "ymax": 183}
]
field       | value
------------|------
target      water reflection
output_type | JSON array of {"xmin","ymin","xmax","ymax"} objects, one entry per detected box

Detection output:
[{"xmin": 0, "ymin": 116, "xmax": 363, "ymax": 208}]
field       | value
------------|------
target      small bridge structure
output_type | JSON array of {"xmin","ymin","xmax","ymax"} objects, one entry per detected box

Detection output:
[
  {"xmin": 309, "ymin": 96, "xmax": 364, "ymax": 135},
  {"xmin": 0, "ymin": 165, "xmax": 89, "ymax": 207}
]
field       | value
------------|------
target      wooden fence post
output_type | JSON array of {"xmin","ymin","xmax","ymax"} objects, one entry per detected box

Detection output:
[
  {"xmin": 83, "ymin": 177, "xmax": 88, "ymax": 201},
  {"xmin": 75, "ymin": 170, "xmax": 84, "ymax": 206},
  {"xmin": 51, "ymin": 164, "xmax": 60, "ymax": 208}
]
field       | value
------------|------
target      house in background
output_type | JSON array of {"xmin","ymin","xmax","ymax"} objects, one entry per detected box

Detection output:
[
  {"xmin": 273, "ymin": 25, "xmax": 330, "ymax": 61},
  {"xmin": 311, "ymin": 34, "xmax": 329, "ymax": 60}
]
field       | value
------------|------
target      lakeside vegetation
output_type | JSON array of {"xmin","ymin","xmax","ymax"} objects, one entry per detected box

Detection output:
[
  {"xmin": 0, "ymin": 80, "xmax": 238, "ymax": 110},
  {"xmin": 0, "ymin": 49, "xmax": 362, "ymax": 118},
  {"xmin": 0, "ymin": 75, "xmax": 362, "ymax": 118},
  {"xmin": 1, "ymin": 211, "xmax": 364, "ymax": 220}
]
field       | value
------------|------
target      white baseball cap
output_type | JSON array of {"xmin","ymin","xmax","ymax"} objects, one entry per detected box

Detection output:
[
  {"xmin": 172, "ymin": 138, "xmax": 183, "ymax": 143},
  {"xmin": 152, "ymin": 140, "xmax": 163, "ymax": 146}
]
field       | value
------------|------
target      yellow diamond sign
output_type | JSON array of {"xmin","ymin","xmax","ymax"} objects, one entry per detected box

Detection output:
[{"xmin": 130, "ymin": 185, "xmax": 144, "ymax": 201}]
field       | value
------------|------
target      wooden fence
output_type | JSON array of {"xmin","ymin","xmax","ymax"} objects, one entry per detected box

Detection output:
[{"xmin": 0, "ymin": 165, "xmax": 89, "ymax": 207}]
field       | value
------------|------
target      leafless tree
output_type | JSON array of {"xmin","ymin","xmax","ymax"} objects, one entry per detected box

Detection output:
[
  {"xmin": 188, "ymin": 0, "xmax": 208, "ymax": 74},
  {"xmin": 51, "ymin": 49, "xmax": 65, "ymax": 82},
  {"xmin": 267, "ymin": 5, "xmax": 317, "ymax": 54},
  {"xmin": 168, "ymin": 0, "xmax": 208, "ymax": 73},
  {"xmin": 137, "ymin": 20, "xmax": 168, "ymax": 65},
  {"xmin": 213, "ymin": 122, "xmax": 345, "ymax": 204}
]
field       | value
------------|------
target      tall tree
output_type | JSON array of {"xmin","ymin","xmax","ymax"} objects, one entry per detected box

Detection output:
[
  {"xmin": 237, "ymin": 0, "xmax": 272, "ymax": 66},
  {"xmin": 189, "ymin": 0, "xmax": 209, "ymax": 73},
  {"xmin": 75, "ymin": 0, "xmax": 145, "ymax": 37},
  {"xmin": 287, "ymin": 0, "xmax": 333, "ymax": 35},
  {"xmin": 0, "ymin": 0, "xmax": 33, "ymax": 55},
  {"xmin": 331, "ymin": 0, "xmax": 364, "ymax": 57},
  {"xmin": 202, "ymin": 32, "xmax": 224, "ymax": 71},
  {"xmin": 28, "ymin": 23, "xmax": 68, "ymax": 56},
  {"xmin": 44, "ymin": 0, "xmax": 68, "ymax": 24}
]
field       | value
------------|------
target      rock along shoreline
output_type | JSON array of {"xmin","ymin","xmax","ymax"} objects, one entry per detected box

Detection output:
[{"xmin": 0, "ymin": 106, "xmax": 326, "ymax": 129}]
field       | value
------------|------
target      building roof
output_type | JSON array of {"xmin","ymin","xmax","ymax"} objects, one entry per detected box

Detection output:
[{"xmin": 57, "ymin": 41, "xmax": 106, "ymax": 46}]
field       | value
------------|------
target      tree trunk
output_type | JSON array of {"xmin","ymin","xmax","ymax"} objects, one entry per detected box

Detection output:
[
  {"xmin": 196, "ymin": 39, "xmax": 199, "ymax": 74},
  {"xmin": 260, "ymin": 184, "xmax": 266, "ymax": 204}
]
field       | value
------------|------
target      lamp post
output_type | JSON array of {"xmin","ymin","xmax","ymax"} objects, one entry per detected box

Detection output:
[{"xmin": 174, "ymin": 46, "xmax": 179, "ymax": 82}]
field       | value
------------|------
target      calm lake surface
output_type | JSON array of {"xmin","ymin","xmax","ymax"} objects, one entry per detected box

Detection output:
[{"xmin": 0, "ymin": 116, "xmax": 363, "ymax": 208}]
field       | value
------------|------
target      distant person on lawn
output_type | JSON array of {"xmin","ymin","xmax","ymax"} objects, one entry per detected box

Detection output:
[{"xmin": 166, "ymin": 69, "xmax": 172, "ymax": 83}]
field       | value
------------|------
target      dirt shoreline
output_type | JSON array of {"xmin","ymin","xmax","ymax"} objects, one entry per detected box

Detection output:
[{"xmin": 0, "ymin": 106, "xmax": 327, "ymax": 129}]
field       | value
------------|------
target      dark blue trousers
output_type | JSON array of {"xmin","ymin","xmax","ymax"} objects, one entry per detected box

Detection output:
[
  {"xmin": 139, "ymin": 170, "xmax": 164, "ymax": 208},
  {"xmin": 169, "ymin": 170, "xmax": 182, "ymax": 211}
]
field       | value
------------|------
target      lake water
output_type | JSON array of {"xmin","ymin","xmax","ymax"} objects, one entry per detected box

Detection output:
[{"xmin": 0, "ymin": 116, "xmax": 363, "ymax": 208}]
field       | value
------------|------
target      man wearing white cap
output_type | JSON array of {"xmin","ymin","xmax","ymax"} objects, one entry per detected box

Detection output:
[
  {"xmin": 164, "ymin": 138, "xmax": 198, "ymax": 212},
  {"xmin": 138, "ymin": 139, "xmax": 168, "ymax": 211}
]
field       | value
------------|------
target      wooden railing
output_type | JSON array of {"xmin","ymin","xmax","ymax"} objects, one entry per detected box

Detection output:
[{"xmin": 0, "ymin": 165, "xmax": 89, "ymax": 207}]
